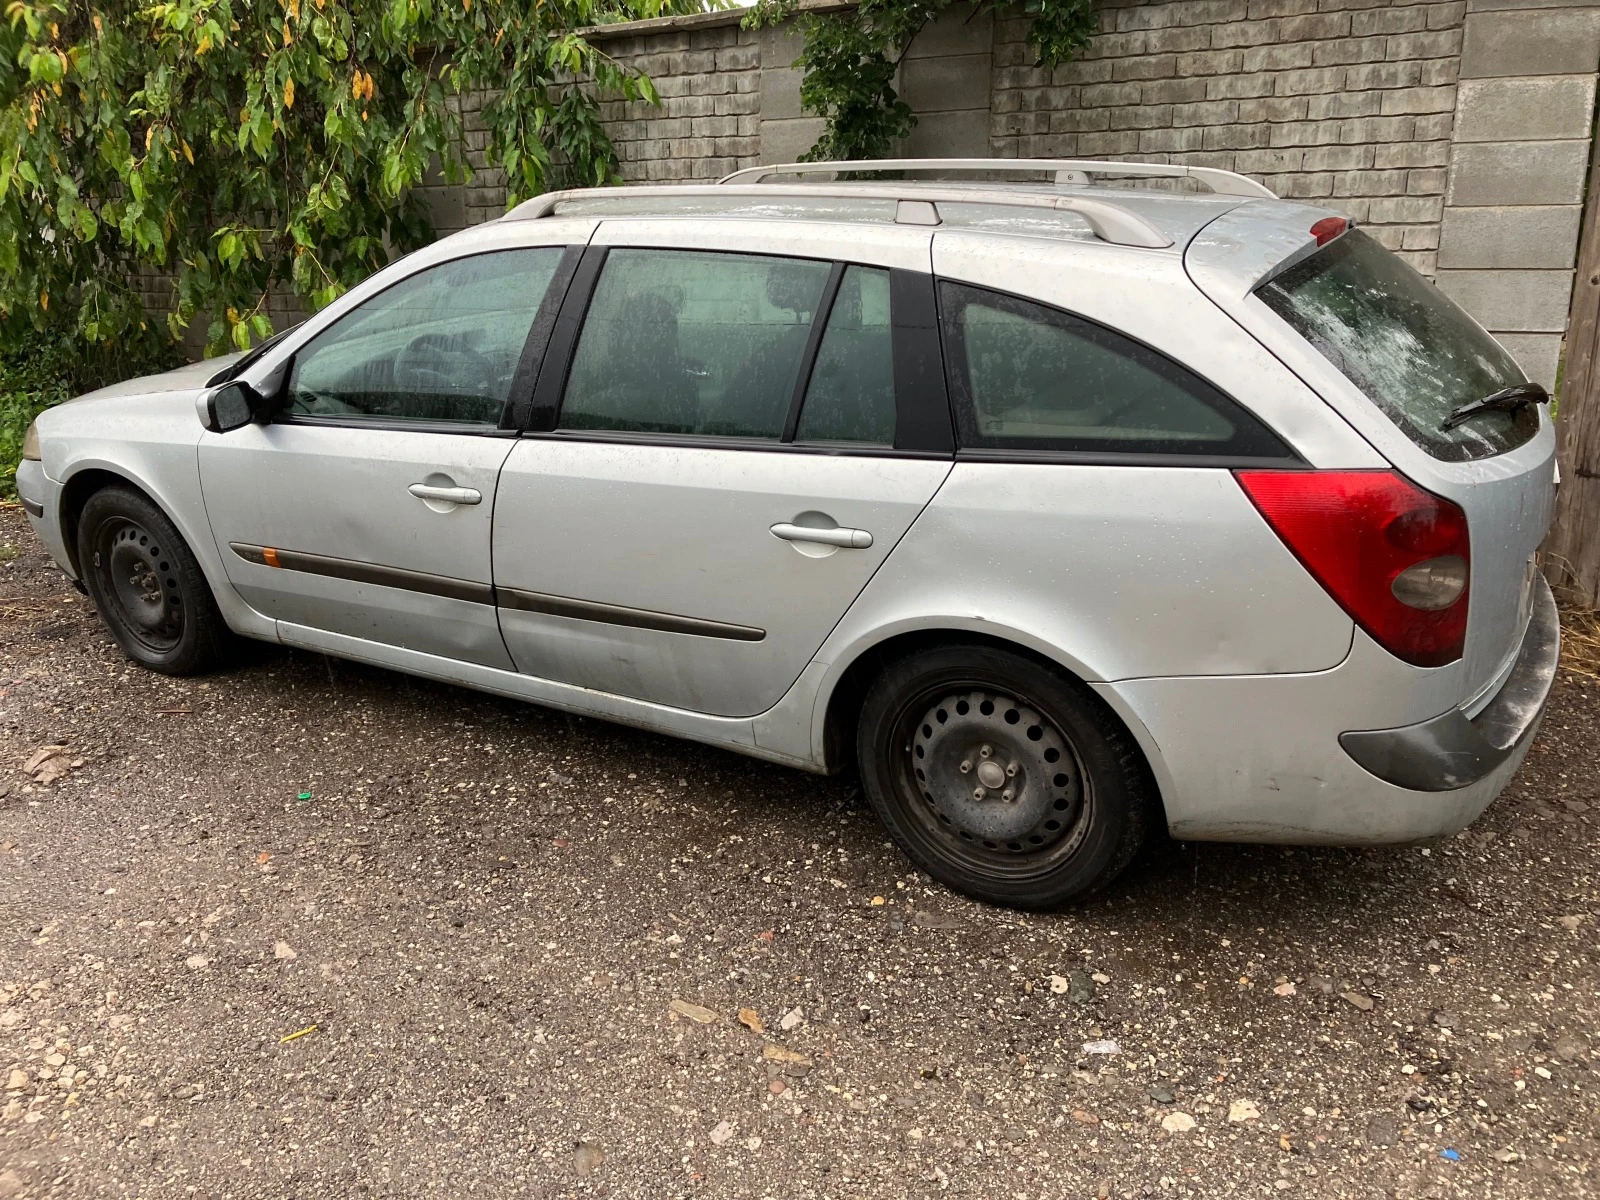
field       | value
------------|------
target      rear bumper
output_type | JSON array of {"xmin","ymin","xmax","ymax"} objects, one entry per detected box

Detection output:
[
  {"xmin": 1339, "ymin": 575, "xmax": 1559, "ymax": 791},
  {"xmin": 1095, "ymin": 580, "xmax": 1558, "ymax": 844}
]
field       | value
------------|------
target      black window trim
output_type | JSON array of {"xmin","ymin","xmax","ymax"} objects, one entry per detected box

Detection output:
[
  {"xmin": 502, "ymin": 244, "xmax": 584, "ymax": 431},
  {"xmin": 527, "ymin": 244, "xmax": 955, "ymax": 458},
  {"xmin": 526, "ymin": 244, "xmax": 610, "ymax": 433},
  {"xmin": 952, "ymin": 446, "xmax": 1309, "ymax": 470},
  {"xmin": 934, "ymin": 278, "xmax": 1302, "ymax": 467},
  {"xmin": 891, "ymin": 268, "xmax": 955, "ymax": 456},
  {"xmin": 273, "ymin": 243, "xmax": 583, "ymax": 437},
  {"xmin": 520, "ymin": 426, "xmax": 954, "ymax": 460},
  {"xmin": 782, "ymin": 261, "xmax": 846, "ymax": 442}
]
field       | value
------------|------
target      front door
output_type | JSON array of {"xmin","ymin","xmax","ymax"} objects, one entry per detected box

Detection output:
[
  {"xmin": 200, "ymin": 246, "xmax": 571, "ymax": 668},
  {"xmin": 492, "ymin": 222, "xmax": 952, "ymax": 717}
]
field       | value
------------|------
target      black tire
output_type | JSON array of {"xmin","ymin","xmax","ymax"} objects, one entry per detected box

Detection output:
[
  {"xmin": 856, "ymin": 644, "xmax": 1154, "ymax": 909},
  {"xmin": 76, "ymin": 485, "xmax": 236, "ymax": 675}
]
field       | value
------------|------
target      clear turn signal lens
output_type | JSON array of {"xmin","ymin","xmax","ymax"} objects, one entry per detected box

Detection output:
[{"xmin": 21, "ymin": 419, "xmax": 41, "ymax": 461}]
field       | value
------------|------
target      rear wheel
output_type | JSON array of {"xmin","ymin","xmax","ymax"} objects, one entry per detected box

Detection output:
[
  {"xmin": 856, "ymin": 644, "xmax": 1154, "ymax": 909},
  {"xmin": 77, "ymin": 486, "xmax": 235, "ymax": 675}
]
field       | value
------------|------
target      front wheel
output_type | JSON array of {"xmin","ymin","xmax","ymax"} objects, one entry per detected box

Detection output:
[
  {"xmin": 77, "ymin": 485, "xmax": 236, "ymax": 675},
  {"xmin": 856, "ymin": 644, "xmax": 1154, "ymax": 909}
]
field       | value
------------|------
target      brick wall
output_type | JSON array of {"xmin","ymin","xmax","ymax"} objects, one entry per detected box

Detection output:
[
  {"xmin": 558, "ymin": 1, "xmax": 1600, "ymax": 387},
  {"xmin": 404, "ymin": 13, "xmax": 773, "ymax": 240},
  {"xmin": 586, "ymin": 19, "xmax": 764, "ymax": 185},
  {"xmin": 989, "ymin": 0, "xmax": 1465, "ymax": 278}
]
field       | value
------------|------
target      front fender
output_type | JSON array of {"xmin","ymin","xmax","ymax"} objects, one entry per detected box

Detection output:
[{"xmin": 39, "ymin": 384, "xmax": 278, "ymax": 644}]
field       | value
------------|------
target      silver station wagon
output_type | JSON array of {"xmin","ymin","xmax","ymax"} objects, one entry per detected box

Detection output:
[{"xmin": 16, "ymin": 159, "xmax": 1560, "ymax": 908}]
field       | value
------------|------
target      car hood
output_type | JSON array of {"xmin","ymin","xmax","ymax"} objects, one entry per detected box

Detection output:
[
  {"xmin": 67, "ymin": 355, "xmax": 238, "ymax": 405},
  {"xmin": 33, "ymin": 356, "xmax": 241, "ymax": 476}
]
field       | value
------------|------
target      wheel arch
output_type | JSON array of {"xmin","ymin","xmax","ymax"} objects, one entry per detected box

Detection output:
[
  {"xmin": 815, "ymin": 625, "xmax": 1173, "ymax": 826},
  {"xmin": 53, "ymin": 459, "xmax": 275, "ymax": 642},
  {"xmin": 58, "ymin": 466, "xmax": 155, "ymax": 577}
]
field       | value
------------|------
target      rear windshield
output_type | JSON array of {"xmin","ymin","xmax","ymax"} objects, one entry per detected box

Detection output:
[{"xmin": 1255, "ymin": 229, "xmax": 1537, "ymax": 462}]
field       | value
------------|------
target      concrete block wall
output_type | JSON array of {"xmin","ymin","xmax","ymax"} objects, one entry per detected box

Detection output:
[
  {"xmin": 757, "ymin": 22, "xmax": 826, "ymax": 164},
  {"xmin": 902, "ymin": 7, "xmax": 997, "ymax": 156},
  {"xmin": 581, "ymin": 0, "xmax": 1600, "ymax": 388},
  {"xmin": 580, "ymin": 4, "xmax": 997, "ymax": 167},
  {"xmin": 585, "ymin": 16, "xmax": 765, "ymax": 185},
  {"xmin": 989, "ymin": 0, "xmax": 1468, "ymax": 278},
  {"xmin": 1435, "ymin": 4, "xmax": 1600, "ymax": 388}
]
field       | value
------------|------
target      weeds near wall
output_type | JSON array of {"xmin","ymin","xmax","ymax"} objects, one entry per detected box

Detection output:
[{"xmin": 0, "ymin": 326, "xmax": 178, "ymax": 497}]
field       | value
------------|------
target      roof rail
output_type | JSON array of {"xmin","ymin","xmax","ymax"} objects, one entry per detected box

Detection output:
[
  {"xmin": 719, "ymin": 158, "xmax": 1278, "ymax": 200},
  {"xmin": 505, "ymin": 182, "xmax": 1176, "ymax": 248}
]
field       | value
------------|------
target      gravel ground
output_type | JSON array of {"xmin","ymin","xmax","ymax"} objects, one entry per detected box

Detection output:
[{"xmin": 0, "ymin": 504, "xmax": 1595, "ymax": 1200}]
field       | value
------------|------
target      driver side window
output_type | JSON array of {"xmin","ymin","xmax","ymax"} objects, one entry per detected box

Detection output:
[{"xmin": 287, "ymin": 248, "xmax": 564, "ymax": 426}]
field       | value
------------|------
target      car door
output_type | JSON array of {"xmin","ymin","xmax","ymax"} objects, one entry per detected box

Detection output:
[
  {"xmin": 199, "ymin": 241, "xmax": 581, "ymax": 668},
  {"xmin": 492, "ymin": 219, "xmax": 954, "ymax": 718}
]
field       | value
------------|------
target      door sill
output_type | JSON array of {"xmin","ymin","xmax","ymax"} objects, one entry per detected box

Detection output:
[{"xmin": 276, "ymin": 621, "xmax": 823, "ymax": 772}]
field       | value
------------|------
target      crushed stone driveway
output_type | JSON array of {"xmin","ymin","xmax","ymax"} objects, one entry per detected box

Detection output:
[{"xmin": 0, "ymin": 506, "xmax": 1595, "ymax": 1200}]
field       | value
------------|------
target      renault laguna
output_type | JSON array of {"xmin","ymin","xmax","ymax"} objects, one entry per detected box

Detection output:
[{"xmin": 15, "ymin": 159, "xmax": 1559, "ymax": 908}]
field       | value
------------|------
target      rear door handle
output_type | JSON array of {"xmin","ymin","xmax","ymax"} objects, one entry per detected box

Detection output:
[
  {"xmin": 409, "ymin": 483, "xmax": 482, "ymax": 506},
  {"xmin": 771, "ymin": 522, "xmax": 873, "ymax": 549}
]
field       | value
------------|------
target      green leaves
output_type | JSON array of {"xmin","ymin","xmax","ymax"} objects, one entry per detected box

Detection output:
[
  {"xmin": 1, "ymin": 0, "xmax": 664, "ymax": 357},
  {"xmin": 27, "ymin": 46, "xmax": 66, "ymax": 85},
  {"xmin": 747, "ymin": 0, "xmax": 1094, "ymax": 162}
]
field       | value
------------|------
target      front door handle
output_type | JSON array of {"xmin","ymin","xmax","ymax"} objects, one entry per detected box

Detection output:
[
  {"xmin": 409, "ymin": 483, "xmax": 482, "ymax": 506},
  {"xmin": 771, "ymin": 522, "xmax": 873, "ymax": 549}
]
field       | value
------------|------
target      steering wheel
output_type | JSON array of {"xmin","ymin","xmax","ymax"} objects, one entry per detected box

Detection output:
[{"xmin": 394, "ymin": 333, "xmax": 498, "ymax": 397}]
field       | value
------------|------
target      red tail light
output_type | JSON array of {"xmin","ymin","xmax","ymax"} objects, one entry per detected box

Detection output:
[{"xmin": 1235, "ymin": 470, "xmax": 1469, "ymax": 668}]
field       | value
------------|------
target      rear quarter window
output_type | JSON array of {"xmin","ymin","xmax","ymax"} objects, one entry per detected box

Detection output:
[
  {"xmin": 938, "ymin": 282, "xmax": 1291, "ymax": 460},
  {"xmin": 1255, "ymin": 229, "xmax": 1537, "ymax": 463}
]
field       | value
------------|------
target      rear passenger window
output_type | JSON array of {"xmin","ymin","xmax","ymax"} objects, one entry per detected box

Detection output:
[
  {"xmin": 795, "ymin": 266, "xmax": 895, "ymax": 445},
  {"xmin": 939, "ymin": 282, "xmax": 1288, "ymax": 458},
  {"xmin": 287, "ymin": 248, "xmax": 563, "ymax": 426},
  {"xmin": 560, "ymin": 249, "xmax": 831, "ymax": 438}
]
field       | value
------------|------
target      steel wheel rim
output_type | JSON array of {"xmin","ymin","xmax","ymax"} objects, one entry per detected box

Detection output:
[
  {"xmin": 94, "ymin": 517, "xmax": 184, "ymax": 652},
  {"xmin": 893, "ymin": 684, "xmax": 1094, "ymax": 876}
]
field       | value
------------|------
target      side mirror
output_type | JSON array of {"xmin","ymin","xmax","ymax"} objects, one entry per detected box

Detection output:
[{"xmin": 197, "ymin": 380, "xmax": 265, "ymax": 433}]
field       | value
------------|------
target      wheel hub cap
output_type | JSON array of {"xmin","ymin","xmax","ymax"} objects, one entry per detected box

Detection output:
[{"xmin": 909, "ymin": 690, "xmax": 1085, "ymax": 855}]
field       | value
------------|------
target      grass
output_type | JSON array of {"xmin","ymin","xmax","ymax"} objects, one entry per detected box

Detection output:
[
  {"xmin": 0, "ymin": 380, "xmax": 67, "ymax": 498},
  {"xmin": 0, "ymin": 326, "xmax": 178, "ymax": 499},
  {"xmin": 1561, "ymin": 603, "xmax": 1600, "ymax": 677}
]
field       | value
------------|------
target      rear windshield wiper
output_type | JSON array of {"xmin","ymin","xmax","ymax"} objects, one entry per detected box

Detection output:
[{"xmin": 1442, "ymin": 381, "xmax": 1549, "ymax": 430}]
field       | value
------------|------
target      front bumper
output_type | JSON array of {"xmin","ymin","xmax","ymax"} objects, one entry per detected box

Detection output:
[
  {"xmin": 1340, "ymin": 575, "xmax": 1559, "ymax": 792},
  {"xmin": 13, "ymin": 458, "xmax": 75, "ymax": 579},
  {"xmin": 15, "ymin": 457, "xmax": 45, "ymax": 516}
]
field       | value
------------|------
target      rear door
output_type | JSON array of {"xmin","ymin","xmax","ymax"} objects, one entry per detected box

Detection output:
[
  {"xmin": 491, "ymin": 219, "xmax": 952, "ymax": 717},
  {"xmin": 200, "ymin": 240, "xmax": 582, "ymax": 668},
  {"xmin": 1188, "ymin": 215, "xmax": 1558, "ymax": 701}
]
